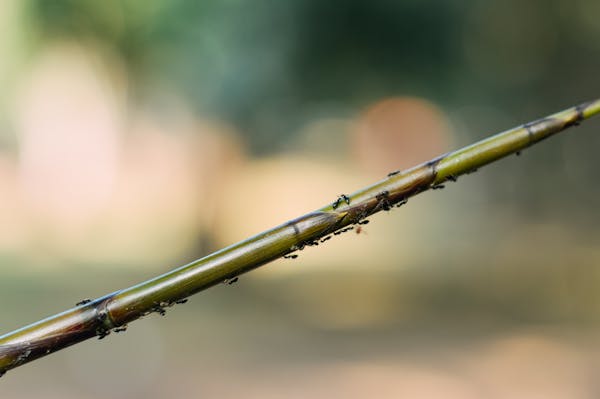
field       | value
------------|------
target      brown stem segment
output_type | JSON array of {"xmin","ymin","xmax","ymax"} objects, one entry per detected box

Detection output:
[{"xmin": 1, "ymin": 99, "xmax": 599, "ymax": 378}]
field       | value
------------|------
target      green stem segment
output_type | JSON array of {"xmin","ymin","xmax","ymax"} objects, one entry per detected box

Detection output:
[{"xmin": 1, "ymin": 99, "xmax": 599, "ymax": 377}]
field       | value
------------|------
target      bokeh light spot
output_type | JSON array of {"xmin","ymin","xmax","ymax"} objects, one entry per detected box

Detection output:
[{"xmin": 352, "ymin": 97, "xmax": 452, "ymax": 175}]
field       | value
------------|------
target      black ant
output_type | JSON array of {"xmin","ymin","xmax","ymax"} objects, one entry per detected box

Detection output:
[
  {"xmin": 175, "ymin": 299, "xmax": 188, "ymax": 305},
  {"xmin": 431, "ymin": 184, "xmax": 445, "ymax": 190},
  {"xmin": 332, "ymin": 194, "xmax": 351, "ymax": 209},
  {"xmin": 375, "ymin": 191, "xmax": 392, "ymax": 211},
  {"xmin": 334, "ymin": 226, "xmax": 354, "ymax": 235},
  {"xmin": 97, "ymin": 310, "xmax": 108, "ymax": 322},
  {"xmin": 387, "ymin": 170, "xmax": 401, "ymax": 177},
  {"xmin": 76, "ymin": 299, "xmax": 92, "ymax": 306},
  {"xmin": 96, "ymin": 327, "xmax": 110, "ymax": 340},
  {"xmin": 396, "ymin": 198, "xmax": 408, "ymax": 208},
  {"xmin": 113, "ymin": 325, "xmax": 128, "ymax": 333}
]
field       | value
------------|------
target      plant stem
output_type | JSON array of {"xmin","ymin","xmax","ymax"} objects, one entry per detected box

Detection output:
[{"xmin": 1, "ymin": 99, "xmax": 599, "ymax": 378}]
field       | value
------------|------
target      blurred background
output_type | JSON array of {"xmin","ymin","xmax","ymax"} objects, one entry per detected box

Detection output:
[{"xmin": 1, "ymin": 0, "xmax": 600, "ymax": 397}]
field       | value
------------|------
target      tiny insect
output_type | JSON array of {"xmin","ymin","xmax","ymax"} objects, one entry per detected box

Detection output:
[
  {"xmin": 376, "ymin": 191, "xmax": 392, "ymax": 211},
  {"xmin": 76, "ymin": 299, "xmax": 92, "ymax": 306},
  {"xmin": 15, "ymin": 349, "xmax": 32, "ymax": 364},
  {"xmin": 96, "ymin": 327, "xmax": 110, "ymax": 340},
  {"xmin": 290, "ymin": 244, "xmax": 305, "ymax": 251},
  {"xmin": 224, "ymin": 277, "xmax": 239, "ymax": 285},
  {"xmin": 431, "ymin": 184, "xmax": 445, "ymax": 190},
  {"xmin": 114, "ymin": 325, "xmax": 128, "ymax": 333},
  {"xmin": 332, "ymin": 194, "xmax": 351, "ymax": 209},
  {"xmin": 387, "ymin": 170, "xmax": 401, "ymax": 177},
  {"xmin": 97, "ymin": 311, "xmax": 107, "ymax": 322},
  {"xmin": 396, "ymin": 198, "xmax": 408, "ymax": 208},
  {"xmin": 175, "ymin": 299, "xmax": 188, "ymax": 305},
  {"xmin": 334, "ymin": 228, "xmax": 350, "ymax": 235},
  {"xmin": 283, "ymin": 254, "xmax": 298, "ymax": 259},
  {"xmin": 149, "ymin": 303, "xmax": 167, "ymax": 316}
]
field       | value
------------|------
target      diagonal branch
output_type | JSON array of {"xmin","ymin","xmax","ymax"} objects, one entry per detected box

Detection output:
[{"xmin": 1, "ymin": 99, "xmax": 599, "ymax": 378}]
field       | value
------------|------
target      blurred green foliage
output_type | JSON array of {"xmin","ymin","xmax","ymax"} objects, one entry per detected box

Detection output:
[{"xmin": 29, "ymin": 1, "xmax": 600, "ymax": 150}]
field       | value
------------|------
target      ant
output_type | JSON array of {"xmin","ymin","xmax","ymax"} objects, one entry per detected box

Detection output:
[
  {"xmin": 387, "ymin": 170, "xmax": 401, "ymax": 177},
  {"xmin": 97, "ymin": 310, "xmax": 108, "ymax": 322},
  {"xmin": 332, "ymin": 194, "xmax": 351, "ymax": 209},
  {"xmin": 431, "ymin": 184, "xmax": 445, "ymax": 190},
  {"xmin": 15, "ymin": 349, "xmax": 32, "ymax": 364},
  {"xmin": 334, "ymin": 226, "xmax": 354, "ymax": 235},
  {"xmin": 76, "ymin": 299, "xmax": 92, "ymax": 306},
  {"xmin": 175, "ymin": 299, "xmax": 188, "ymax": 305},
  {"xmin": 113, "ymin": 325, "xmax": 128, "ymax": 333},
  {"xmin": 96, "ymin": 327, "xmax": 110, "ymax": 340},
  {"xmin": 224, "ymin": 277, "xmax": 239, "ymax": 285},
  {"xmin": 283, "ymin": 254, "xmax": 298, "ymax": 259},
  {"xmin": 353, "ymin": 219, "xmax": 370, "ymax": 235},
  {"xmin": 375, "ymin": 191, "xmax": 392, "ymax": 211},
  {"xmin": 396, "ymin": 198, "xmax": 408, "ymax": 208}
]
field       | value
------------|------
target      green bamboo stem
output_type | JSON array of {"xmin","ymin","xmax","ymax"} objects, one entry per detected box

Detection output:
[{"xmin": 1, "ymin": 99, "xmax": 599, "ymax": 377}]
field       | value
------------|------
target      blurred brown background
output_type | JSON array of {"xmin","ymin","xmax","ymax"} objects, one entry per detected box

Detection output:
[{"xmin": 1, "ymin": 0, "xmax": 600, "ymax": 397}]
